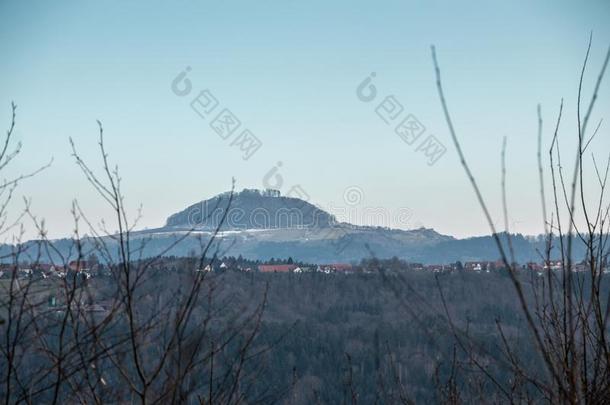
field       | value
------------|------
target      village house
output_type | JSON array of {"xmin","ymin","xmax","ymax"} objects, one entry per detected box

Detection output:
[
  {"xmin": 293, "ymin": 266, "xmax": 314, "ymax": 273},
  {"xmin": 425, "ymin": 264, "xmax": 448, "ymax": 273},
  {"xmin": 196, "ymin": 264, "xmax": 213, "ymax": 272},
  {"xmin": 464, "ymin": 262, "xmax": 483, "ymax": 272},
  {"xmin": 543, "ymin": 260, "xmax": 563, "ymax": 271},
  {"xmin": 316, "ymin": 265, "xmax": 332, "ymax": 274},
  {"xmin": 464, "ymin": 261, "xmax": 503, "ymax": 272},
  {"xmin": 258, "ymin": 264, "xmax": 298, "ymax": 273},
  {"xmin": 316, "ymin": 263, "xmax": 353, "ymax": 274},
  {"xmin": 410, "ymin": 263, "xmax": 424, "ymax": 271},
  {"xmin": 68, "ymin": 260, "xmax": 94, "ymax": 272},
  {"xmin": 331, "ymin": 263, "xmax": 353, "ymax": 273},
  {"xmin": 35, "ymin": 264, "xmax": 55, "ymax": 278}
]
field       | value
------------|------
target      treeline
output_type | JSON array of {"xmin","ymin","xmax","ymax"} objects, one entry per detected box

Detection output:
[
  {"xmin": 6, "ymin": 254, "xmax": 589, "ymax": 403},
  {"xmin": 88, "ymin": 258, "xmax": 601, "ymax": 403}
]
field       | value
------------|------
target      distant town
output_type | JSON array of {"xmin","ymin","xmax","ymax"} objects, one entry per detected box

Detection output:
[{"xmin": 1, "ymin": 255, "xmax": 603, "ymax": 282}]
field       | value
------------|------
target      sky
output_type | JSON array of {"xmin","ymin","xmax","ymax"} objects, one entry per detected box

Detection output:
[{"xmin": 0, "ymin": 0, "xmax": 609, "ymax": 241}]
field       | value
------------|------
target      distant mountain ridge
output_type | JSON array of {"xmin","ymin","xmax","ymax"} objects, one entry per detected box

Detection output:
[
  {"xmin": 101, "ymin": 189, "xmax": 589, "ymax": 263},
  {"xmin": 0, "ymin": 189, "xmax": 589, "ymax": 264}
]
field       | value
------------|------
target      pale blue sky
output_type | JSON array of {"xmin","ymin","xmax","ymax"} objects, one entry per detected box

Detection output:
[{"xmin": 0, "ymin": 0, "xmax": 609, "ymax": 240}]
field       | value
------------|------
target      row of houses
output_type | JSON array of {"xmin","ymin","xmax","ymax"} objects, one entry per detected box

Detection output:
[
  {"xmin": 392, "ymin": 260, "xmax": 602, "ymax": 274},
  {"xmin": 5, "ymin": 259, "xmax": 602, "ymax": 280},
  {"xmin": 0, "ymin": 260, "xmax": 103, "ymax": 280},
  {"xmin": 197, "ymin": 262, "xmax": 355, "ymax": 274},
  {"xmin": 258, "ymin": 263, "xmax": 353, "ymax": 274},
  {"xmin": 404, "ymin": 262, "xmax": 501, "ymax": 273},
  {"xmin": 196, "ymin": 261, "xmax": 354, "ymax": 274},
  {"xmin": 526, "ymin": 261, "xmax": 597, "ymax": 273},
  {"xmin": 196, "ymin": 259, "xmax": 606, "ymax": 275},
  {"xmin": 458, "ymin": 260, "xmax": 598, "ymax": 273}
]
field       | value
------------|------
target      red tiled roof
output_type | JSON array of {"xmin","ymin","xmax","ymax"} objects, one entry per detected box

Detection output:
[{"xmin": 258, "ymin": 264, "xmax": 298, "ymax": 273}]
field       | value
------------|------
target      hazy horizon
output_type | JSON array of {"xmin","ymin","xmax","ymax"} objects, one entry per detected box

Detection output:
[{"xmin": 1, "ymin": 0, "xmax": 609, "ymax": 241}]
